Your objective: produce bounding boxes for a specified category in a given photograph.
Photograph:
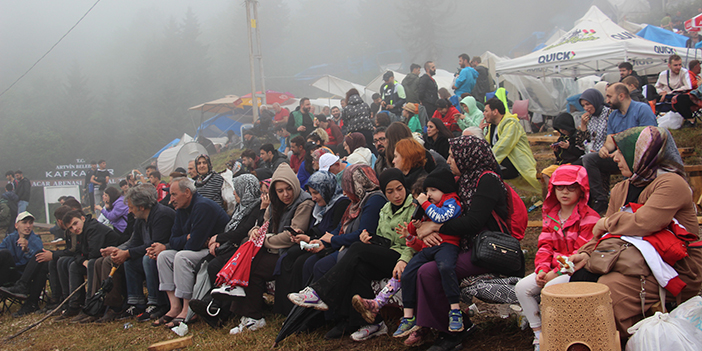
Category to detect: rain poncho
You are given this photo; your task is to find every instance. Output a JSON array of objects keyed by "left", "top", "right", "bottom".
[{"left": 458, "top": 96, "right": 484, "bottom": 130}]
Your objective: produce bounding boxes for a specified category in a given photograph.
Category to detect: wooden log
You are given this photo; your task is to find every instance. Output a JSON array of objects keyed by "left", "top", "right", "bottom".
[
  {"left": 678, "top": 147, "right": 694, "bottom": 157},
  {"left": 528, "top": 220, "right": 542, "bottom": 228},
  {"left": 528, "top": 136, "right": 559, "bottom": 144},
  {"left": 147, "top": 336, "right": 193, "bottom": 351}
]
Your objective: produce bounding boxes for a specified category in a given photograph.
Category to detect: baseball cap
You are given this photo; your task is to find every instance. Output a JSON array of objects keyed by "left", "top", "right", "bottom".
[
  {"left": 16, "top": 211, "right": 35, "bottom": 224},
  {"left": 383, "top": 71, "right": 394, "bottom": 80},
  {"left": 319, "top": 154, "right": 340, "bottom": 172}
]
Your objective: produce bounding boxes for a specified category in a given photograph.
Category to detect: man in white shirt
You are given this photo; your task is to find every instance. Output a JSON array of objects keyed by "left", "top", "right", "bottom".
[{"left": 655, "top": 54, "right": 692, "bottom": 97}]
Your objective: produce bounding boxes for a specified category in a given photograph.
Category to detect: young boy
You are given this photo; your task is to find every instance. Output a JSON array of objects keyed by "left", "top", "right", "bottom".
[
  {"left": 540, "top": 112, "right": 585, "bottom": 198},
  {"left": 352, "top": 167, "right": 464, "bottom": 339}
]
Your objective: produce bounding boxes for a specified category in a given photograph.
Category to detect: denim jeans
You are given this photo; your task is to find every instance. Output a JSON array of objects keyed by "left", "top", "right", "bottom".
[
  {"left": 17, "top": 200, "right": 28, "bottom": 213},
  {"left": 124, "top": 254, "right": 166, "bottom": 306}
]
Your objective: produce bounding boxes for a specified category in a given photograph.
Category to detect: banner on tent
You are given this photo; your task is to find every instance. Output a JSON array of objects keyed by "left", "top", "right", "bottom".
[{"left": 545, "top": 29, "right": 599, "bottom": 50}]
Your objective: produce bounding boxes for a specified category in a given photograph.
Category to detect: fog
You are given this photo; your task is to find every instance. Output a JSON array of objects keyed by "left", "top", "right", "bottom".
[{"left": 0, "top": 0, "right": 620, "bottom": 180}]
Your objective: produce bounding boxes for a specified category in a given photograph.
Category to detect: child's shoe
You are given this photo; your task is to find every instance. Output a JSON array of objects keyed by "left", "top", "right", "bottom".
[
  {"left": 448, "top": 309, "right": 464, "bottom": 332},
  {"left": 351, "top": 295, "right": 380, "bottom": 324},
  {"left": 393, "top": 316, "right": 418, "bottom": 338}
]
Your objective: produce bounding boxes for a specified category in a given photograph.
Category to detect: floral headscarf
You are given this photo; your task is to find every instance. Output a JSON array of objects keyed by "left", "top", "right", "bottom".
[
  {"left": 224, "top": 174, "right": 261, "bottom": 232},
  {"left": 612, "top": 126, "right": 685, "bottom": 187},
  {"left": 339, "top": 164, "right": 381, "bottom": 234},
  {"left": 448, "top": 135, "right": 504, "bottom": 211},
  {"left": 306, "top": 171, "right": 344, "bottom": 225}
]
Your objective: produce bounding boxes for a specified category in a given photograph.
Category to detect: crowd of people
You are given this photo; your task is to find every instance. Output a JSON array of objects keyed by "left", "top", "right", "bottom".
[{"left": 0, "top": 52, "right": 701, "bottom": 351}]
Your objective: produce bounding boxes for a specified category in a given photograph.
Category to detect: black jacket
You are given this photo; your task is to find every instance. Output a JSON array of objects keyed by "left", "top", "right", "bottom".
[
  {"left": 402, "top": 73, "right": 420, "bottom": 103},
  {"left": 620, "top": 70, "right": 648, "bottom": 91},
  {"left": 75, "top": 217, "right": 121, "bottom": 266},
  {"left": 15, "top": 177, "right": 30, "bottom": 202},
  {"left": 418, "top": 74, "right": 439, "bottom": 113},
  {"left": 119, "top": 203, "right": 176, "bottom": 259},
  {"left": 471, "top": 66, "right": 492, "bottom": 103}
]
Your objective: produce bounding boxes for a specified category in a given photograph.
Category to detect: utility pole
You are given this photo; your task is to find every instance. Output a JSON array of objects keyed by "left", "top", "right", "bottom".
[{"left": 245, "top": 0, "right": 266, "bottom": 122}]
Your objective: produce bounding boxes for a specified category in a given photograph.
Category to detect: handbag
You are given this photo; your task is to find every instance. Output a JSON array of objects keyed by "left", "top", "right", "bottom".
[
  {"left": 471, "top": 211, "right": 523, "bottom": 276},
  {"left": 586, "top": 236, "right": 650, "bottom": 277}
]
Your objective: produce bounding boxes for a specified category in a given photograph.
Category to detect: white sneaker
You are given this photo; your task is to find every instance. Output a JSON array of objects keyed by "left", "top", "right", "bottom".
[
  {"left": 287, "top": 287, "right": 328, "bottom": 310},
  {"left": 229, "top": 316, "right": 266, "bottom": 335},
  {"left": 211, "top": 285, "right": 246, "bottom": 300},
  {"left": 350, "top": 321, "right": 388, "bottom": 341}
]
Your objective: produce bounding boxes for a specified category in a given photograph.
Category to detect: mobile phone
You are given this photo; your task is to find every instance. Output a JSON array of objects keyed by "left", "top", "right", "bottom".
[
  {"left": 551, "top": 142, "right": 560, "bottom": 147},
  {"left": 411, "top": 200, "right": 425, "bottom": 221},
  {"left": 284, "top": 226, "right": 301, "bottom": 236}
]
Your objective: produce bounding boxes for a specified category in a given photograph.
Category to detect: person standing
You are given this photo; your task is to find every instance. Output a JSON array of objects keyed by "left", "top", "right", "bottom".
[
  {"left": 380, "top": 71, "right": 406, "bottom": 118},
  {"left": 14, "top": 171, "right": 30, "bottom": 213},
  {"left": 470, "top": 56, "right": 492, "bottom": 103},
  {"left": 452, "top": 54, "right": 478, "bottom": 99},
  {"left": 91, "top": 160, "right": 110, "bottom": 212},
  {"left": 84, "top": 162, "right": 97, "bottom": 211},
  {"left": 287, "top": 98, "right": 315, "bottom": 139},
  {"left": 418, "top": 61, "right": 440, "bottom": 120},
  {"left": 402, "top": 64, "right": 421, "bottom": 103}
]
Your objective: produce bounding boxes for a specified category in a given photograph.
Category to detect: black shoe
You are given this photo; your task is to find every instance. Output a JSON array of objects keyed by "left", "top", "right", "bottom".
[
  {"left": 324, "top": 320, "right": 350, "bottom": 340},
  {"left": 0, "top": 281, "right": 28, "bottom": 300},
  {"left": 116, "top": 305, "right": 144, "bottom": 320},
  {"left": 12, "top": 302, "right": 39, "bottom": 317},
  {"left": 54, "top": 307, "right": 80, "bottom": 321},
  {"left": 427, "top": 324, "right": 476, "bottom": 351},
  {"left": 135, "top": 305, "right": 157, "bottom": 322},
  {"left": 189, "top": 299, "right": 223, "bottom": 329}
]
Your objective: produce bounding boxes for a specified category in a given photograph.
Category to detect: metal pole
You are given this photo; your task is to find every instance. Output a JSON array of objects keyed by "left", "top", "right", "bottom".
[
  {"left": 245, "top": 0, "right": 259, "bottom": 123},
  {"left": 252, "top": 1, "right": 267, "bottom": 107}
]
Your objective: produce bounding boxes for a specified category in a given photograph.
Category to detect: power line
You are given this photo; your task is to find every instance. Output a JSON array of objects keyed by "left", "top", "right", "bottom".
[{"left": 0, "top": 0, "right": 102, "bottom": 99}]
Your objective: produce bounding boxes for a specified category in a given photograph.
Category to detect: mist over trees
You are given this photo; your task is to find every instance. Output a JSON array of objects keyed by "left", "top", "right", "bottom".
[{"left": 1, "top": 0, "right": 674, "bottom": 178}]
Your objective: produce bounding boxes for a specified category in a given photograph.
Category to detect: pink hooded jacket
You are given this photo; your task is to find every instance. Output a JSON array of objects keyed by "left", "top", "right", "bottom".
[{"left": 535, "top": 165, "right": 600, "bottom": 274}]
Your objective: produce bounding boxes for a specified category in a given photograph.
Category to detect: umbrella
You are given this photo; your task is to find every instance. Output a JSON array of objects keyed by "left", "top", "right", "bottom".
[
  {"left": 273, "top": 276, "right": 325, "bottom": 347},
  {"left": 188, "top": 95, "right": 241, "bottom": 114},
  {"left": 234, "top": 90, "right": 294, "bottom": 107},
  {"left": 83, "top": 266, "right": 118, "bottom": 316}
]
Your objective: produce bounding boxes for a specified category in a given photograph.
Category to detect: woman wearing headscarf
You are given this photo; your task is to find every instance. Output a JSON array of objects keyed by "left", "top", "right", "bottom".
[
  {"left": 193, "top": 154, "right": 225, "bottom": 209},
  {"left": 311, "top": 148, "right": 331, "bottom": 172},
  {"left": 457, "top": 96, "right": 484, "bottom": 130},
  {"left": 272, "top": 171, "right": 350, "bottom": 315},
  {"left": 393, "top": 138, "right": 428, "bottom": 193},
  {"left": 342, "top": 88, "right": 376, "bottom": 154},
  {"left": 411, "top": 135, "right": 520, "bottom": 350},
  {"left": 577, "top": 88, "right": 612, "bottom": 153},
  {"left": 423, "top": 118, "right": 453, "bottom": 159},
  {"left": 569, "top": 126, "right": 702, "bottom": 341},
  {"left": 289, "top": 168, "right": 415, "bottom": 341},
  {"left": 344, "top": 132, "right": 375, "bottom": 166}
]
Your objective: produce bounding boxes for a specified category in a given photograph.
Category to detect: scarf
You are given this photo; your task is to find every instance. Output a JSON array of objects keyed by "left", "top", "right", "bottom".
[
  {"left": 378, "top": 168, "right": 409, "bottom": 213},
  {"left": 612, "top": 126, "right": 685, "bottom": 187},
  {"left": 579, "top": 88, "right": 605, "bottom": 116},
  {"left": 225, "top": 174, "right": 261, "bottom": 232},
  {"left": 345, "top": 132, "right": 367, "bottom": 153},
  {"left": 339, "top": 164, "right": 381, "bottom": 234},
  {"left": 306, "top": 171, "right": 343, "bottom": 225},
  {"left": 194, "top": 154, "right": 215, "bottom": 187},
  {"left": 448, "top": 135, "right": 504, "bottom": 211}
]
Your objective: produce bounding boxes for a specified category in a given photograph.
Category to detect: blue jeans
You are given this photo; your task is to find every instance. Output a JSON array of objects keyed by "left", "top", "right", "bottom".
[
  {"left": 401, "top": 243, "right": 461, "bottom": 309},
  {"left": 124, "top": 254, "right": 165, "bottom": 306},
  {"left": 17, "top": 200, "right": 28, "bottom": 213}
]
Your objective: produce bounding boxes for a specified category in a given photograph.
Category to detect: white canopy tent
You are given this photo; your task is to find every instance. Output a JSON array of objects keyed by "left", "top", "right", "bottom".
[
  {"left": 157, "top": 133, "right": 207, "bottom": 176},
  {"left": 496, "top": 6, "right": 702, "bottom": 79}
]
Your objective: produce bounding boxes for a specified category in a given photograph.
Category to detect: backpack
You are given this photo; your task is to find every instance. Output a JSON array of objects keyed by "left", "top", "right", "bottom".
[{"left": 479, "top": 171, "right": 527, "bottom": 241}]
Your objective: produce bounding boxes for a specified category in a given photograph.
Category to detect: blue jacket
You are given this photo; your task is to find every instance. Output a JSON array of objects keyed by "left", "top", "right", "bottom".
[
  {"left": 0, "top": 230, "right": 43, "bottom": 267},
  {"left": 454, "top": 67, "right": 479, "bottom": 97},
  {"left": 169, "top": 192, "right": 230, "bottom": 251}
]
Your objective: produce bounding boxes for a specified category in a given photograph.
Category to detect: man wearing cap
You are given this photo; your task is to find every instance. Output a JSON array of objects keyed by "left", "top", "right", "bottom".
[
  {"left": 0, "top": 211, "right": 48, "bottom": 316},
  {"left": 380, "top": 71, "right": 406, "bottom": 117}
]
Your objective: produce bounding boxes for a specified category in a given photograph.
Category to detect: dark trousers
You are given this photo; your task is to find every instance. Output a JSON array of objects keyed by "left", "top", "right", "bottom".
[
  {"left": 18, "top": 256, "right": 48, "bottom": 304},
  {"left": 500, "top": 157, "right": 519, "bottom": 180},
  {"left": 229, "top": 249, "right": 278, "bottom": 320},
  {"left": 303, "top": 250, "right": 338, "bottom": 284},
  {"left": 273, "top": 245, "right": 314, "bottom": 315},
  {"left": 49, "top": 258, "right": 62, "bottom": 301},
  {"left": 67, "top": 258, "right": 95, "bottom": 309},
  {"left": 582, "top": 152, "right": 620, "bottom": 207},
  {"left": 311, "top": 242, "right": 399, "bottom": 326},
  {"left": 0, "top": 249, "right": 20, "bottom": 286},
  {"left": 401, "top": 243, "right": 460, "bottom": 309},
  {"left": 56, "top": 256, "right": 76, "bottom": 301},
  {"left": 92, "top": 256, "right": 125, "bottom": 309}
]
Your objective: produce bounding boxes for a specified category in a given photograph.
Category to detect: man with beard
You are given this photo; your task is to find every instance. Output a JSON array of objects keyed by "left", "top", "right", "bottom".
[
  {"left": 418, "top": 61, "right": 439, "bottom": 118},
  {"left": 373, "top": 127, "right": 390, "bottom": 175},
  {"left": 380, "top": 71, "right": 406, "bottom": 117},
  {"left": 618, "top": 62, "right": 647, "bottom": 90},
  {"left": 402, "top": 63, "right": 421, "bottom": 103},
  {"left": 470, "top": 56, "right": 493, "bottom": 103},
  {"left": 286, "top": 98, "right": 314, "bottom": 139},
  {"left": 452, "top": 54, "right": 478, "bottom": 98},
  {"left": 580, "top": 83, "right": 656, "bottom": 213},
  {"left": 655, "top": 54, "right": 695, "bottom": 126},
  {"left": 288, "top": 136, "right": 306, "bottom": 173}
]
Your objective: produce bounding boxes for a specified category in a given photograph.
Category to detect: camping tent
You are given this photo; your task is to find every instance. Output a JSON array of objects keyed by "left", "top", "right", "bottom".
[
  {"left": 365, "top": 69, "right": 456, "bottom": 95},
  {"left": 636, "top": 25, "right": 689, "bottom": 48},
  {"left": 311, "top": 75, "right": 367, "bottom": 98},
  {"left": 195, "top": 113, "right": 249, "bottom": 139},
  {"left": 496, "top": 6, "right": 702, "bottom": 78},
  {"left": 157, "top": 137, "right": 207, "bottom": 176}
]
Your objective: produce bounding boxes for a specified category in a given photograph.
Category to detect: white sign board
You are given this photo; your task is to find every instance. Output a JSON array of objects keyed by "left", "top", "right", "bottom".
[{"left": 43, "top": 185, "right": 81, "bottom": 223}]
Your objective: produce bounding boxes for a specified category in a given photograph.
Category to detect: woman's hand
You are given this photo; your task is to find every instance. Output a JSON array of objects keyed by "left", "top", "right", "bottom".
[
  {"left": 422, "top": 233, "right": 443, "bottom": 247},
  {"left": 292, "top": 234, "right": 310, "bottom": 244},
  {"left": 95, "top": 204, "right": 103, "bottom": 212},
  {"left": 307, "top": 239, "right": 324, "bottom": 253},
  {"left": 260, "top": 193, "right": 270, "bottom": 209},
  {"left": 580, "top": 112, "right": 590, "bottom": 130},
  {"left": 569, "top": 252, "right": 590, "bottom": 272},
  {"left": 393, "top": 260, "right": 407, "bottom": 280},
  {"left": 593, "top": 218, "right": 607, "bottom": 239},
  {"left": 415, "top": 221, "right": 441, "bottom": 240},
  {"left": 249, "top": 227, "right": 262, "bottom": 241},
  {"left": 360, "top": 229, "right": 372, "bottom": 244},
  {"left": 558, "top": 140, "right": 569, "bottom": 149},
  {"left": 208, "top": 236, "right": 220, "bottom": 256},
  {"left": 320, "top": 232, "right": 334, "bottom": 244}
]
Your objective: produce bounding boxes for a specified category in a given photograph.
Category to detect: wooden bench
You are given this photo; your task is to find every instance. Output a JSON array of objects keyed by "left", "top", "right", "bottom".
[
  {"left": 684, "top": 165, "right": 702, "bottom": 212},
  {"left": 528, "top": 135, "right": 559, "bottom": 144}
]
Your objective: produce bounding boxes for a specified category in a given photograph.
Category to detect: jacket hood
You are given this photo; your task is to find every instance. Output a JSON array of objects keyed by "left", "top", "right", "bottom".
[
  {"left": 543, "top": 165, "right": 590, "bottom": 217},
  {"left": 347, "top": 94, "right": 364, "bottom": 105},
  {"left": 553, "top": 113, "right": 576, "bottom": 135},
  {"left": 270, "top": 162, "right": 302, "bottom": 206},
  {"left": 460, "top": 96, "right": 483, "bottom": 121}
]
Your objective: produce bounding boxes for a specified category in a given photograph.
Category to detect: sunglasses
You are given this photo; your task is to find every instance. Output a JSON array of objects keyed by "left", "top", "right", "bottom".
[{"left": 554, "top": 184, "right": 579, "bottom": 192}]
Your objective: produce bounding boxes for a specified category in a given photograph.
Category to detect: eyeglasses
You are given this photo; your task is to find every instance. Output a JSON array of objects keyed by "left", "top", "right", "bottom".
[
  {"left": 373, "top": 137, "right": 386, "bottom": 143},
  {"left": 554, "top": 184, "right": 579, "bottom": 192}
]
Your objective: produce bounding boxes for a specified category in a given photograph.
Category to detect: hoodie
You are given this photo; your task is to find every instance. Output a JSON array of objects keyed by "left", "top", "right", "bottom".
[
  {"left": 260, "top": 163, "right": 314, "bottom": 250},
  {"left": 534, "top": 165, "right": 599, "bottom": 274},
  {"left": 552, "top": 113, "right": 585, "bottom": 164},
  {"left": 458, "top": 96, "right": 484, "bottom": 130}
]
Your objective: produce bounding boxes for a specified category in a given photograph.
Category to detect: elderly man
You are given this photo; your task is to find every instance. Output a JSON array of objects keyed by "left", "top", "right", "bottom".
[
  {"left": 187, "top": 160, "right": 197, "bottom": 180},
  {"left": 150, "top": 177, "right": 229, "bottom": 328},
  {"left": 272, "top": 102, "right": 290, "bottom": 128},
  {"left": 581, "top": 83, "right": 657, "bottom": 213},
  {"left": 99, "top": 184, "right": 176, "bottom": 322},
  {"left": 0, "top": 212, "right": 47, "bottom": 316}
]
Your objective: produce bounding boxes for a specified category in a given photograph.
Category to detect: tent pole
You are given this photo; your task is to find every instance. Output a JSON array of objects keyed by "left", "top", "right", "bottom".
[
  {"left": 245, "top": 0, "right": 259, "bottom": 123},
  {"left": 252, "top": 1, "right": 267, "bottom": 108}
]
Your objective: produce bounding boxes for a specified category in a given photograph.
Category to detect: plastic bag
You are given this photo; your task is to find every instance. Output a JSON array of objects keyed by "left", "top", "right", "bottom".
[
  {"left": 625, "top": 312, "right": 702, "bottom": 351},
  {"left": 657, "top": 111, "right": 684, "bottom": 130},
  {"left": 670, "top": 296, "right": 702, "bottom": 332}
]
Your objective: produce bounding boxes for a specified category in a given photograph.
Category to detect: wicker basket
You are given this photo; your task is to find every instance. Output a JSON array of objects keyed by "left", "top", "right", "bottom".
[{"left": 541, "top": 282, "right": 620, "bottom": 351}]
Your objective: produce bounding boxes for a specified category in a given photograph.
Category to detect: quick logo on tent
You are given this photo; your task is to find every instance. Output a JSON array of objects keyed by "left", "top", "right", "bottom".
[
  {"left": 545, "top": 28, "right": 599, "bottom": 50},
  {"left": 538, "top": 51, "right": 576, "bottom": 63},
  {"left": 611, "top": 31, "right": 637, "bottom": 40},
  {"left": 654, "top": 46, "right": 677, "bottom": 54}
]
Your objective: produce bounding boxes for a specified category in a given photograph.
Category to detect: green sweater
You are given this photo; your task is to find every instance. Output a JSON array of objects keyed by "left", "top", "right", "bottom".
[{"left": 376, "top": 194, "right": 416, "bottom": 263}]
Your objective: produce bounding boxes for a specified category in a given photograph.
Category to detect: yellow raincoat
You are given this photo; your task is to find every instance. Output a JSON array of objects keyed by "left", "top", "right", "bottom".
[{"left": 486, "top": 114, "right": 540, "bottom": 193}]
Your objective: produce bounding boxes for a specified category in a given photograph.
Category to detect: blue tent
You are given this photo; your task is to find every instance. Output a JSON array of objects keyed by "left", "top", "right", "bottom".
[
  {"left": 151, "top": 138, "right": 180, "bottom": 159},
  {"left": 195, "top": 113, "right": 248, "bottom": 139},
  {"left": 636, "top": 25, "right": 688, "bottom": 48}
]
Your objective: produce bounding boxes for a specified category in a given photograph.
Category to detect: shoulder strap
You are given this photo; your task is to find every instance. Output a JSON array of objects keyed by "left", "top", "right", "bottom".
[{"left": 479, "top": 170, "right": 511, "bottom": 234}]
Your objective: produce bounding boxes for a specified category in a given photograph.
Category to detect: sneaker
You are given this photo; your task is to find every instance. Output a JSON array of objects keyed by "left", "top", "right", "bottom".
[
  {"left": 351, "top": 295, "right": 379, "bottom": 324},
  {"left": 0, "top": 281, "right": 28, "bottom": 300},
  {"left": 211, "top": 285, "right": 246, "bottom": 300},
  {"left": 54, "top": 308, "right": 80, "bottom": 321},
  {"left": 117, "top": 305, "right": 144, "bottom": 320},
  {"left": 96, "top": 309, "right": 119, "bottom": 323},
  {"left": 351, "top": 321, "right": 388, "bottom": 341},
  {"left": 287, "top": 287, "right": 328, "bottom": 311},
  {"left": 324, "top": 320, "right": 350, "bottom": 340},
  {"left": 146, "top": 305, "right": 169, "bottom": 322},
  {"left": 393, "top": 316, "right": 418, "bottom": 338},
  {"left": 12, "top": 303, "right": 39, "bottom": 317},
  {"left": 136, "top": 305, "right": 158, "bottom": 322},
  {"left": 404, "top": 327, "right": 429, "bottom": 347},
  {"left": 229, "top": 316, "right": 266, "bottom": 335},
  {"left": 533, "top": 335, "right": 540, "bottom": 351},
  {"left": 448, "top": 309, "right": 464, "bottom": 332},
  {"left": 427, "top": 324, "right": 476, "bottom": 351}
]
